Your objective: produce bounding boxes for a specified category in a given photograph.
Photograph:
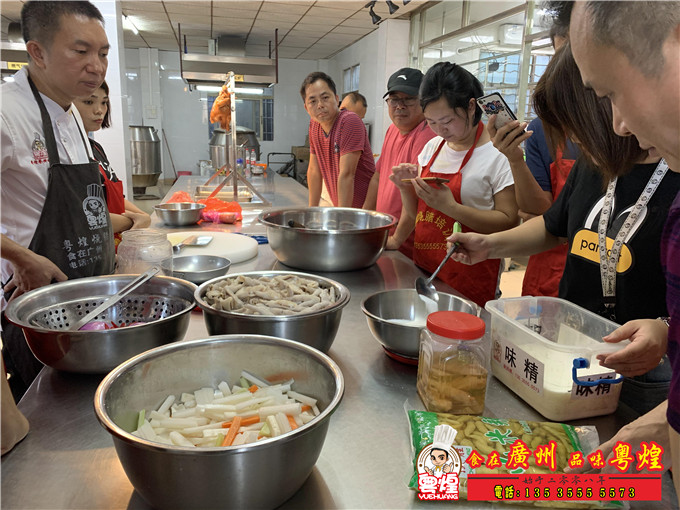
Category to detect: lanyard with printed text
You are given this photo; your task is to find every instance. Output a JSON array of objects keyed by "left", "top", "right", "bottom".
[{"left": 598, "top": 159, "right": 668, "bottom": 320}]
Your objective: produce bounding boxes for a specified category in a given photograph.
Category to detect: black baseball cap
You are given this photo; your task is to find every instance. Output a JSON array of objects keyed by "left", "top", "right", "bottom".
[{"left": 383, "top": 67, "right": 424, "bottom": 98}]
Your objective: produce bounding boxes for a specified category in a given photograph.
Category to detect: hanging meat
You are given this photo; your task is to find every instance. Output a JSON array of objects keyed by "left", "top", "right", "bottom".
[{"left": 210, "top": 84, "right": 232, "bottom": 130}]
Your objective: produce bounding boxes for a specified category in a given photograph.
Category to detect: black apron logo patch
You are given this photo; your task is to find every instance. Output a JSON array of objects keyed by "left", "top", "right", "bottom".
[{"left": 83, "top": 183, "right": 108, "bottom": 230}]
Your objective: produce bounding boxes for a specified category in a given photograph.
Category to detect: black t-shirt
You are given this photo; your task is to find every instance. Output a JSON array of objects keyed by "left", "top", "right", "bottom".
[
  {"left": 89, "top": 138, "right": 120, "bottom": 202},
  {"left": 543, "top": 160, "right": 680, "bottom": 324}
]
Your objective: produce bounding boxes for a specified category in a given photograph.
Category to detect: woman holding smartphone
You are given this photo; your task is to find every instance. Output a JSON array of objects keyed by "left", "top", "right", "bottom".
[
  {"left": 386, "top": 62, "right": 518, "bottom": 307},
  {"left": 447, "top": 44, "right": 679, "bottom": 414},
  {"left": 75, "top": 81, "right": 150, "bottom": 249}
]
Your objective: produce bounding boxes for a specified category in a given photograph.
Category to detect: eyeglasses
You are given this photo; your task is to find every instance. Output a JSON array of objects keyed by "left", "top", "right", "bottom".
[{"left": 385, "top": 97, "right": 418, "bottom": 108}]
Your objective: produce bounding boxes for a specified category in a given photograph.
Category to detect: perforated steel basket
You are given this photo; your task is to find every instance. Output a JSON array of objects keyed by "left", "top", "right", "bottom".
[{"left": 5, "top": 275, "right": 197, "bottom": 373}]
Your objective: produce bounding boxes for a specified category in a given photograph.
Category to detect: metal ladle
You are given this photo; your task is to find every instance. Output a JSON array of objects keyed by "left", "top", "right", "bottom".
[
  {"left": 415, "top": 222, "right": 462, "bottom": 302},
  {"left": 70, "top": 266, "right": 160, "bottom": 331}
]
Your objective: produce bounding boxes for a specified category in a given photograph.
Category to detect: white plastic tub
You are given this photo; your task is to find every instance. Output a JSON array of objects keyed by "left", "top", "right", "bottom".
[{"left": 485, "top": 297, "right": 629, "bottom": 422}]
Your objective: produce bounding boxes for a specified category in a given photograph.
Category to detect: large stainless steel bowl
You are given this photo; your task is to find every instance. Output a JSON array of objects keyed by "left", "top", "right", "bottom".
[
  {"left": 361, "top": 289, "right": 479, "bottom": 359},
  {"left": 94, "top": 334, "right": 344, "bottom": 510},
  {"left": 172, "top": 255, "right": 231, "bottom": 284},
  {"left": 154, "top": 202, "right": 205, "bottom": 226},
  {"left": 4, "top": 275, "right": 196, "bottom": 373},
  {"left": 195, "top": 271, "right": 350, "bottom": 353},
  {"left": 258, "top": 207, "right": 396, "bottom": 272}
]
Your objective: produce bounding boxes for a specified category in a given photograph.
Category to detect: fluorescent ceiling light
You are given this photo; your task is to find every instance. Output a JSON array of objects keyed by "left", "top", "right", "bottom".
[
  {"left": 122, "top": 15, "right": 139, "bottom": 35},
  {"left": 459, "top": 35, "right": 494, "bottom": 43},
  {"left": 3, "top": 76, "right": 15, "bottom": 82},
  {"left": 196, "top": 85, "right": 222, "bottom": 93},
  {"left": 234, "top": 87, "right": 264, "bottom": 95}
]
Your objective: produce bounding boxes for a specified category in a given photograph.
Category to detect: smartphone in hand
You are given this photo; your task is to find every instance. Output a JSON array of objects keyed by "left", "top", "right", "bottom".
[
  {"left": 476, "top": 92, "right": 518, "bottom": 129},
  {"left": 401, "top": 177, "right": 450, "bottom": 184}
]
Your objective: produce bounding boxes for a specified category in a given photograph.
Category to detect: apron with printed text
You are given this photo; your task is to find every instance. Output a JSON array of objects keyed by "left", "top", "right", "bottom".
[
  {"left": 413, "top": 123, "right": 501, "bottom": 308},
  {"left": 521, "top": 148, "right": 575, "bottom": 296},
  {"left": 1, "top": 76, "right": 115, "bottom": 398}
]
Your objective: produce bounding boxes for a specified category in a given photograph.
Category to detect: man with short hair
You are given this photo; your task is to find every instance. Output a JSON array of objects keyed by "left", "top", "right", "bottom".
[
  {"left": 300, "top": 72, "right": 375, "bottom": 208},
  {"left": 545, "top": 0, "right": 680, "bottom": 492},
  {"left": 339, "top": 91, "right": 367, "bottom": 120},
  {"left": 1, "top": 0, "right": 113, "bottom": 397},
  {"left": 366, "top": 67, "right": 435, "bottom": 258}
]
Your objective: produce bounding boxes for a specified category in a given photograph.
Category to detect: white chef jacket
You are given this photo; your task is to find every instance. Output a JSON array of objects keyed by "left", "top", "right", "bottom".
[{"left": 1, "top": 67, "right": 93, "bottom": 304}]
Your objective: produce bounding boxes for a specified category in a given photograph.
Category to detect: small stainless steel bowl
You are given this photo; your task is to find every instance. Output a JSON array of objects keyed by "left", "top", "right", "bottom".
[
  {"left": 258, "top": 207, "right": 396, "bottom": 272},
  {"left": 94, "top": 334, "right": 344, "bottom": 510},
  {"left": 195, "top": 271, "right": 350, "bottom": 353},
  {"left": 361, "top": 289, "right": 479, "bottom": 359},
  {"left": 154, "top": 202, "right": 205, "bottom": 226},
  {"left": 4, "top": 275, "right": 197, "bottom": 373},
  {"left": 172, "top": 255, "right": 231, "bottom": 284}
]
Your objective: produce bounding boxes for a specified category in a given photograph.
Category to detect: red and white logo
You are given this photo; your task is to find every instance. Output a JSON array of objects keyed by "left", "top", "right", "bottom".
[{"left": 30, "top": 132, "right": 49, "bottom": 165}]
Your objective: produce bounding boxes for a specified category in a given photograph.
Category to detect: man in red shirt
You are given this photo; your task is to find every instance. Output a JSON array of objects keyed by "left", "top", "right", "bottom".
[
  {"left": 364, "top": 67, "right": 436, "bottom": 258},
  {"left": 300, "top": 72, "right": 375, "bottom": 208}
]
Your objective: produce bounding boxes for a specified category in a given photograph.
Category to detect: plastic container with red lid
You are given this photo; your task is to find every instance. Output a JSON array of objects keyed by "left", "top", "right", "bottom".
[{"left": 417, "top": 311, "right": 488, "bottom": 414}]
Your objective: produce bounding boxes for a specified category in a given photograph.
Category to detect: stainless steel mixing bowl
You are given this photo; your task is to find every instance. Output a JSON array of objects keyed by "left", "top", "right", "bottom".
[
  {"left": 4, "top": 275, "right": 196, "bottom": 373},
  {"left": 195, "top": 271, "right": 350, "bottom": 353},
  {"left": 258, "top": 207, "right": 396, "bottom": 272},
  {"left": 94, "top": 334, "right": 344, "bottom": 510},
  {"left": 154, "top": 202, "right": 205, "bottom": 226},
  {"left": 361, "top": 289, "right": 479, "bottom": 359},
  {"left": 172, "top": 254, "right": 231, "bottom": 284}
]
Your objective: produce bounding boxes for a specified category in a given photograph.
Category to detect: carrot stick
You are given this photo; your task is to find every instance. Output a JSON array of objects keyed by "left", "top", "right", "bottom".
[
  {"left": 287, "top": 415, "right": 298, "bottom": 430},
  {"left": 222, "top": 415, "right": 260, "bottom": 428},
  {"left": 301, "top": 405, "right": 312, "bottom": 413},
  {"left": 221, "top": 416, "right": 242, "bottom": 446},
  {"left": 248, "top": 384, "right": 259, "bottom": 393}
]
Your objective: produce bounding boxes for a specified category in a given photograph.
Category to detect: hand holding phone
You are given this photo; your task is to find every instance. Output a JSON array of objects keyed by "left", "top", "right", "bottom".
[
  {"left": 401, "top": 177, "right": 450, "bottom": 184},
  {"left": 476, "top": 92, "right": 518, "bottom": 129}
]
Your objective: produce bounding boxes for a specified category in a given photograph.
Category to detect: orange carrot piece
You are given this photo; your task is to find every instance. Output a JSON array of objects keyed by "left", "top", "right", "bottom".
[
  {"left": 287, "top": 415, "right": 298, "bottom": 430},
  {"left": 248, "top": 384, "right": 259, "bottom": 393},
  {"left": 301, "top": 405, "right": 312, "bottom": 413},
  {"left": 222, "top": 415, "right": 260, "bottom": 428},
  {"left": 221, "top": 416, "right": 242, "bottom": 446}
]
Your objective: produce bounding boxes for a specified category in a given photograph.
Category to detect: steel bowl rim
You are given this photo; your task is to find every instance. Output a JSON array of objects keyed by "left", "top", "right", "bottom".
[
  {"left": 360, "top": 288, "right": 480, "bottom": 327},
  {"left": 172, "top": 254, "right": 232, "bottom": 273},
  {"left": 154, "top": 202, "right": 206, "bottom": 212},
  {"left": 94, "top": 334, "right": 345, "bottom": 454},
  {"left": 4, "top": 274, "right": 197, "bottom": 333},
  {"left": 258, "top": 206, "right": 397, "bottom": 234},
  {"left": 194, "top": 270, "right": 351, "bottom": 320}
]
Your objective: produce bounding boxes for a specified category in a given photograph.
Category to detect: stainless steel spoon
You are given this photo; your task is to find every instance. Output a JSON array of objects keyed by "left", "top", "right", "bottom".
[
  {"left": 415, "top": 221, "right": 462, "bottom": 302},
  {"left": 71, "top": 266, "right": 160, "bottom": 331}
]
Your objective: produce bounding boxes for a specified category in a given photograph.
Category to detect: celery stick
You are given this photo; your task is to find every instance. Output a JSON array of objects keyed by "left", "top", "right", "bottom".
[
  {"left": 215, "top": 433, "right": 225, "bottom": 447},
  {"left": 259, "top": 422, "right": 271, "bottom": 437},
  {"left": 239, "top": 376, "right": 249, "bottom": 389},
  {"left": 137, "top": 409, "right": 146, "bottom": 430}
]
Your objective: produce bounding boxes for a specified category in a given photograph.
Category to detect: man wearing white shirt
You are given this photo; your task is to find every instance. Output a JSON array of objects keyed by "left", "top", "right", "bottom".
[{"left": 1, "top": 1, "right": 112, "bottom": 397}]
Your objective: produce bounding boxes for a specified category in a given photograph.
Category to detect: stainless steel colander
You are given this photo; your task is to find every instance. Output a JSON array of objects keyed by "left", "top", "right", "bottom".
[{"left": 5, "top": 274, "right": 197, "bottom": 373}]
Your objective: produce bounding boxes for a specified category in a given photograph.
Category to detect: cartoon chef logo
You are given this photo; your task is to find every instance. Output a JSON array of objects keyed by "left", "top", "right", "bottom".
[
  {"left": 83, "top": 183, "right": 108, "bottom": 230},
  {"left": 416, "top": 424, "right": 462, "bottom": 500},
  {"left": 31, "top": 132, "right": 49, "bottom": 165}
]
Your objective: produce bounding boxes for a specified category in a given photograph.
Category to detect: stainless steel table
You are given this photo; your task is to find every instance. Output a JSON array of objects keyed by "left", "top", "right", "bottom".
[{"left": 2, "top": 171, "right": 677, "bottom": 509}]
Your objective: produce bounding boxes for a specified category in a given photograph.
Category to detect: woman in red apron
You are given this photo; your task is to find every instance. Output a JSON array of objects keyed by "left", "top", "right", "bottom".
[
  {"left": 388, "top": 63, "right": 518, "bottom": 307},
  {"left": 75, "top": 81, "right": 150, "bottom": 249}
]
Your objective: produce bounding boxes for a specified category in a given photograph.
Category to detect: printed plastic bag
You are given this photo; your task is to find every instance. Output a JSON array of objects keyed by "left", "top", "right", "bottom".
[{"left": 408, "top": 410, "right": 625, "bottom": 508}]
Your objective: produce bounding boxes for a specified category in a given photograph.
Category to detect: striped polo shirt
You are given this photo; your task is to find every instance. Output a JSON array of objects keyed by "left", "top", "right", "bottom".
[{"left": 309, "top": 109, "right": 375, "bottom": 207}]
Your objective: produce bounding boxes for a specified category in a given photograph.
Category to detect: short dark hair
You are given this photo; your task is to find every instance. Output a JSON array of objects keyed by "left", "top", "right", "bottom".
[
  {"left": 300, "top": 72, "right": 337, "bottom": 102},
  {"left": 344, "top": 91, "right": 367, "bottom": 108},
  {"left": 532, "top": 43, "right": 646, "bottom": 182},
  {"left": 583, "top": 1, "right": 679, "bottom": 76},
  {"left": 419, "top": 62, "right": 484, "bottom": 126},
  {"left": 21, "top": 1, "right": 104, "bottom": 47},
  {"left": 99, "top": 80, "right": 111, "bottom": 129}
]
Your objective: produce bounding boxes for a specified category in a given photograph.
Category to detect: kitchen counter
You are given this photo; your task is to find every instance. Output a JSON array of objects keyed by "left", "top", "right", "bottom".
[{"left": 2, "top": 171, "right": 677, "bottom": 509}]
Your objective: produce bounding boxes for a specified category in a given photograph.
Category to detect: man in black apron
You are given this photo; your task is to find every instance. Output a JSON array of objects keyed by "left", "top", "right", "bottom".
[{"left": 1, "top": 1, "right": 114, "bottom": 399}]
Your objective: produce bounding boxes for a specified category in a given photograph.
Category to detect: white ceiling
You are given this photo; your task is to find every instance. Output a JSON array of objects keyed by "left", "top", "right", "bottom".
[{"left": 0, "top": 0, "right": 427, "bottom": 60}]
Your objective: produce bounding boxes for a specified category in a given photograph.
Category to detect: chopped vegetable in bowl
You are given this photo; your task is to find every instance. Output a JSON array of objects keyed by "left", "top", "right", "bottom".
[{"left": 132, "top": 371, "right": 321, "bottom": 447}]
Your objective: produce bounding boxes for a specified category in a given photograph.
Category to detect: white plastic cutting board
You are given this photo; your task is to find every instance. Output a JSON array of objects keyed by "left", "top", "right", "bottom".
[{"left": 167, "top": 231, "right": 258, "bottom": 264}]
